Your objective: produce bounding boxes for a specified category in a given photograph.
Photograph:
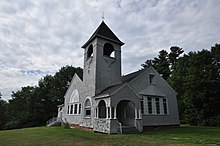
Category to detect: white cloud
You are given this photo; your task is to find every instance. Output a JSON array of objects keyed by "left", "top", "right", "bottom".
[{"left": 0, "top": 0, "right": 220, "bottom": 100}]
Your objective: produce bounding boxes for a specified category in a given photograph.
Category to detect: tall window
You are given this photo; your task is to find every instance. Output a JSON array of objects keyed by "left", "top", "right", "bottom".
[
  {"left": 67, "top": 105, "right": 70, "bottom": 114},
  {"left": 147, "top": 97, "right": 152, "bottom": 114},
  {"left": 155, "top": 98, "right": 160, "bottom": 114},
  {"left": 74, "top": 104, "right": 78, "bottom": 114},
  {"left": 140, "top": 99, "right": 144, "bottom": 114},
  {"left": 78, "top": 103, "right": 81, "bottom": 114},
  {"left": 84, "top": 97, "right": 91, "bottom": 118},
  {"left": 70, "top": 105, "right": 73, "bottom": 114},
  {"left": 111, "top": 107, "right": 114, "bottom": 119},
  {"left": 163, "top": 98, "right": 168, "bottom": 114},
  {"left": 67, "top": 89, "right": 81, "bottom": 115}
]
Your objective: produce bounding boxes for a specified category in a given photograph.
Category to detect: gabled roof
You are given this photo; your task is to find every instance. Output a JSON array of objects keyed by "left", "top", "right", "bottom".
[
  {"left": 63, "top": 73, "right": 83, "bottom": 99},
  {"left": 96, "top": 69, "right": 144, "bottom": 97},
  {"left": 95, "top": 66, "right": 176, "bottom": 99},
  {"left": 95, "top": 69, "right": 145, "bottom": 97},
  {"left": 95, "top": 83, "right": 142, "bottom": 100},
  {"left": 97, "top": 83, "right": 126, "bottom": 96},
  {"left": 82, "top": 21, "right": 124, "bottom": 48}
]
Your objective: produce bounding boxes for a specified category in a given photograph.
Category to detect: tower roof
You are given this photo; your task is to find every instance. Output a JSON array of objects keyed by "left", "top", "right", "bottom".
[{"left": 82, "top": 21, "right": 124, "bottom": 48}]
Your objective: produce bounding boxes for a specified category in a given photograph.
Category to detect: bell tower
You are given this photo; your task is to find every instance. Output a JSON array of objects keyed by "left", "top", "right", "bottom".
[{"left": 82, "top": 21, "right": 124, "bottom": 96}]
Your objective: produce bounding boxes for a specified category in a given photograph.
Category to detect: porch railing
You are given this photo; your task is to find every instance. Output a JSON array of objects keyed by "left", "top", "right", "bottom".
[
  {"left": 46, "top": 117, "right": 58, "bottom": 126},
  {"left": 117, "top": 121, "right": 122, "bottom": 134}
]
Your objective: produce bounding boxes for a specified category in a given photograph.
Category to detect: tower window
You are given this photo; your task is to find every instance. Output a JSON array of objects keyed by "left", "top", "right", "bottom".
[
  {"left": 103, "top": 43, "right": 115, "bottom": 58},
  {"left": 87, "top": 44, "right": 93, "bottom": 58}
]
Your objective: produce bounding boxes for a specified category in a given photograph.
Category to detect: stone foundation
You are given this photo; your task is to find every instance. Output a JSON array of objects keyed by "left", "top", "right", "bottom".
[
  {"left": 79, "top": 118, "right": 93, "bottom": 128},
  {"left": 93, "top": 118, "right": 110, "bottom": 133}
]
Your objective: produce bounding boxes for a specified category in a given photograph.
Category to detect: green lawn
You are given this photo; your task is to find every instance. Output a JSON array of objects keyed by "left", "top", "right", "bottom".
[{"left": 0, "top": 125, "right": 219, "bottom": 146}]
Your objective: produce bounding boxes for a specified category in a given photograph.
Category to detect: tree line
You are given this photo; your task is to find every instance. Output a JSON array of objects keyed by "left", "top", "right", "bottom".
[
  {"left": 0, "top": 44, "right": 219, "bottom": 130},
  {"left": 142, "top": 44, "right": 220, "bottom": 126},
  {"left": 0, "top": 66, "right": 83, "bottom": 130}
]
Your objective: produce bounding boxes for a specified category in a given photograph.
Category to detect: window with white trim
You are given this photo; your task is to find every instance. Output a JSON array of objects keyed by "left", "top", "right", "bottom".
[
  {"left": 78, "top": 103, "right": 81, "bottom": 114},
  {"left": 155, "top": 98, "right": 160, "bottom": 114},
  {"left": 67, "top": 105, "right": 70, "bottom": 114},
  {"left": 142, "top": 97, "right": 168, "bottom": 115},
  {"left": 67, "top": 89, "right": 82, "bottom": 115},
  {"left": 140, "top": 99, "right": 144, "bottom": 114},
  {"left": 84, "top": 97, "right": 91, "bottom": 118},
  {"left": 74, "top": 104, "right": 78, "bottom": 114},
  {"left": 163, "top": 98, "right": 168, "bottom": 114},
  {"left": 70, "top": 105, "right": 73, "bottom": 114},
  {"left": 147, "top": 97, "right": 153, "bottom": 114}
]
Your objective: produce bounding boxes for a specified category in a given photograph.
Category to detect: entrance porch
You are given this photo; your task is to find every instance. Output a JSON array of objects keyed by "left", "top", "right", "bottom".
[{"left": 93, "top": 99, "right": 142, "bottom": 134}]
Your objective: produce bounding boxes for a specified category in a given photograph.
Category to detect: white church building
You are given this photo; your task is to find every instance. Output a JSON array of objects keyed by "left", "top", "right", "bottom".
[{"left": 57, "top": 21, "right": 180, "bottom": 134}]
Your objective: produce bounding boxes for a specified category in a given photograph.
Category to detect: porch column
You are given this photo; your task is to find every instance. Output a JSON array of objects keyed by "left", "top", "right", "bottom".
[
  {"left": 106, "top": 107, "right": 109, "bottom": 119},
  {"left": 135, "top": 108, "right": 137, "bottom": 119},
  {"left": 139, "top": 108, "right": 142, "bottom": 119},
  {"left": 110, "top": 107, "right": 112, "bottom": 119},
  {"left": 97, "top": 107, "right": 99, "bottom": 118},
  {"left": 114, "top": 107, "right": 117, "bottom": 119}
]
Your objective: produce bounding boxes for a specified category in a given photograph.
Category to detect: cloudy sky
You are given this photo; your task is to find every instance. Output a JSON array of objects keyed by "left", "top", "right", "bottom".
[{"left": 0, "top": 0, "right": 220, "bottom": 100}]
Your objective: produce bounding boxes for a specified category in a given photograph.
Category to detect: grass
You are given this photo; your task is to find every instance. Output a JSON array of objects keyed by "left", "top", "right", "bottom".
[{"left": 0, "top": 125, "right": 219, "bottom": 146}]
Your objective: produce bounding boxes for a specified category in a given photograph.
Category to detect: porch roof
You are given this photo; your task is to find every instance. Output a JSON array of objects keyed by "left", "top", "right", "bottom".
[{"left": 94, "top": 83, "right": 126, "bottom": 99}]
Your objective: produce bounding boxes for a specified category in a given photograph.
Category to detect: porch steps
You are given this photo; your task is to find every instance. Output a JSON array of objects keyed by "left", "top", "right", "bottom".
[
  {"left": 46, "top": 117, "right": 61, "bottom": 126},
  {"left": 122, "top": 126, "right": 140, "bottom": 134},
  {"left": 47, "top": 121, "right": 61, "bottom": 126}
]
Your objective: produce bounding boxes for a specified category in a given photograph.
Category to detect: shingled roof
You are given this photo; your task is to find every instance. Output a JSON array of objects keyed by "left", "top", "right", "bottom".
[
  {"left": 96, "top": 69, "right": 145, "bottom": 97},
  {"left": 82, "top": 21, "right": 124, "bottom": 48},
  {"left": 139, "top": 84, "right": 166, "bottom": 97},
  {"left": 121, "top": 69, "right": 145, "bottom": 83}
]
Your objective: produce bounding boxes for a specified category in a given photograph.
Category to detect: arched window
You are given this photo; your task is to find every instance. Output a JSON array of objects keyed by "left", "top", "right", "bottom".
[
  {"left": 84, "top": 97, "right": 91, "bottom": 117},
  {"left": 98, "top": 100, "right": 106, "bottom": 118},
  {"left": 70, "top": 89, "right": 79, "bottom": 103},
  {"left": 87, "top": 44, "right": 93, "bottom": 58},
  {"left": 67, "top": 89, "right": 81, "bottom": 115},
  {"left": 103, "top": 43, "right": 115, "bottom": 58}
]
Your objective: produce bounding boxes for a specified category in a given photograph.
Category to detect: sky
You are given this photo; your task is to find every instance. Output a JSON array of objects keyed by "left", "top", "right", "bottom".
[{"left": 0, "top": 0, "right": 220, "bottom": 100}]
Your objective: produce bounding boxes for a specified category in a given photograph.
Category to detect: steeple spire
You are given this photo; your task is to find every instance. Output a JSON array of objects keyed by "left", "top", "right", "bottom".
[
  {"left": 102, "top": 12, "right": 105, "bottom": 22},
  {"left": 82, "top": 21, "right": 124, "bottom": 48}
]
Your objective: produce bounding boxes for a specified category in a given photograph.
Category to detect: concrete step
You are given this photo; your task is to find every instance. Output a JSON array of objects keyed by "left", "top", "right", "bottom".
[{"left": 122, "top": 126, "right": 140, "bottom": 134}]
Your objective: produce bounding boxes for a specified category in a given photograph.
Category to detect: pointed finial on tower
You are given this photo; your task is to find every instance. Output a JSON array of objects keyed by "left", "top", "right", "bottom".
[{"left": 102, "top": 12, "right": 105, "bottom": 21}]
